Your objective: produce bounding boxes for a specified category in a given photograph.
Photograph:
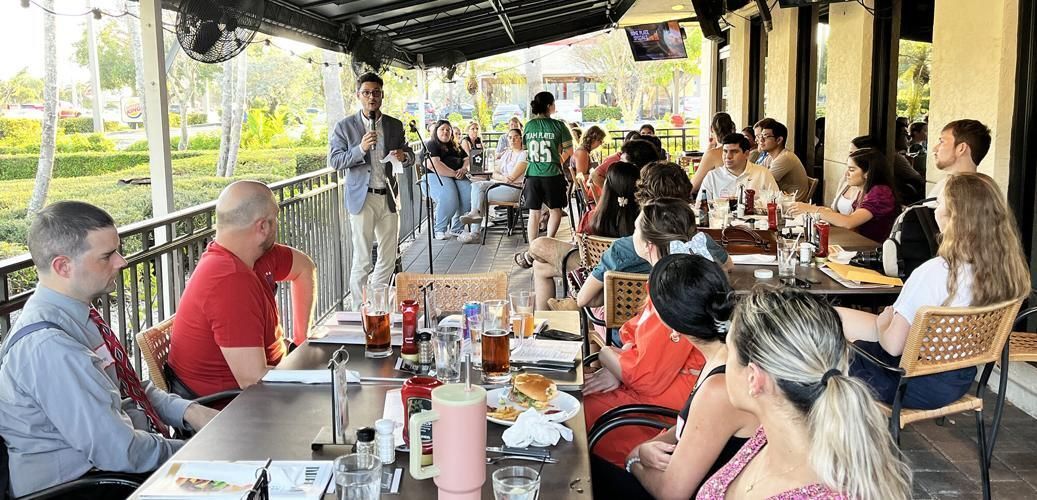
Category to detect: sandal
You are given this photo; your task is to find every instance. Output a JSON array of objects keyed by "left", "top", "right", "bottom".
[{"left": 513, "top": 251, "right": 534, "bottom": 268}]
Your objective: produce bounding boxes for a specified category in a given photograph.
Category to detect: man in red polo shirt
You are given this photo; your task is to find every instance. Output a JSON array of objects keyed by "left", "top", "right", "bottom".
[{"left": 168, "top": 180, "right": 317, "bottom": 397}]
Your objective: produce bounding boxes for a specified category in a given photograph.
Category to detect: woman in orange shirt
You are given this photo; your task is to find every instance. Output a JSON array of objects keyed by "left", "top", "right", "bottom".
[{"left": 583, "top": 199, "right": 721, "bottom": 466}]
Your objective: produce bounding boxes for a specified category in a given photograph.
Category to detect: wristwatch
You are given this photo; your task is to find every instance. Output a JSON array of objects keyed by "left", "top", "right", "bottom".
[{"left": 625, "top": 456, "right": 641, "bottom": 473}]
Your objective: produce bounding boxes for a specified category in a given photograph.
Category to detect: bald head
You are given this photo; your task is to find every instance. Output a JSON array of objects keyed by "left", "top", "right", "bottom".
[{"left": 216, "top": 180, "right": 277, "bottom": 230}]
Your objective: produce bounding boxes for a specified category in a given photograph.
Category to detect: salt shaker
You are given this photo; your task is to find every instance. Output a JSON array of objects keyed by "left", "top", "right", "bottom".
[{"left": 375, "top": 418, "right": 396, "bottom": 465}]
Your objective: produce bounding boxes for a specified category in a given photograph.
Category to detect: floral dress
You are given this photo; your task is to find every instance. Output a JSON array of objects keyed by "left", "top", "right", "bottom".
[{"left": 696, "top": 427, "right": 849, "bottom": 500}]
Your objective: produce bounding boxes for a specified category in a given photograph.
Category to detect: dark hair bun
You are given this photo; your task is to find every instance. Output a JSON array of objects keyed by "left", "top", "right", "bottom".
[{"left": 649, "top": 253, "right": 733, "bottom": 341}]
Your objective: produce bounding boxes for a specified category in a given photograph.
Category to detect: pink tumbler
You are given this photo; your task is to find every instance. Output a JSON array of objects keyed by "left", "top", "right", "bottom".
[{"left": 408, "top": 384, "right": 487, "bottom": 499}]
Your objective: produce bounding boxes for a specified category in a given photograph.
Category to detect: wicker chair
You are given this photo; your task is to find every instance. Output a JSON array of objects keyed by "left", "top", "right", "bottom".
[
  {"left": 799, "top": 177, "right": 819, "bottom": 203},
  {"left": 136, "top": 317, "right": 175, "bottom": 392},
  {"left": 603, "top": 272, "right": 648, "bottom": 329},
  {"left": 988, "top": 305, "right": 1037, "bottom": 463},
  {"left": 136, "top": 316, "right": 241, "bottom": 410},
  {"left": 394, "top": 272, "right": 509, "bottom": 314},
  {"left": 851, "top": 299, "right": 1022, "bottom": 500},
  {"left": 580, "top": 234, "right": 615, "bottom": 269}
]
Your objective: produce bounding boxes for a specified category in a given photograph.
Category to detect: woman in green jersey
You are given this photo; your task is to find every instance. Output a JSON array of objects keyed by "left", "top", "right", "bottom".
[{"left": 521, "top": 91, "right": 574, "bottom": 247}]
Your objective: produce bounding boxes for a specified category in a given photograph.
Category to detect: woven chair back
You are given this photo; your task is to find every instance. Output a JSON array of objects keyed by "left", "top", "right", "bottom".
[
  {"left": 395, "top": 272, "right": 509, "bottom": 313},
  {"left": 604, "top": 271, "right": 649, "bottom": 329},
  {"left": 135, "top": 317, "right": 175, "bottom": 392},
  {"left": 579, "top": 234, "right": 616, "bottom": 269},
  {"left": 901, "top": 299, "right": 1022, "bottom": 378}
]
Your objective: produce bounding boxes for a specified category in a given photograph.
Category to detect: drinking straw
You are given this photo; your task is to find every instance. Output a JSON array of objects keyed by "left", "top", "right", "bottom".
[{"left": 464, "top": 352, "right": 472, "bottom": 392}]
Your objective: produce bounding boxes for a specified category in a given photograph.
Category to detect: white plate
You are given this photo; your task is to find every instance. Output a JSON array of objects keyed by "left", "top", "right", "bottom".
[{"left": 485, "top": 387, "right": 581, "bottom": 427}]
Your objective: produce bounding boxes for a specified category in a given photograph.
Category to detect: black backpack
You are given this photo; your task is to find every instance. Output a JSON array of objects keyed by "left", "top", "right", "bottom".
[{"left": 881, "top": 198, "right": 941, "bottom": 279}]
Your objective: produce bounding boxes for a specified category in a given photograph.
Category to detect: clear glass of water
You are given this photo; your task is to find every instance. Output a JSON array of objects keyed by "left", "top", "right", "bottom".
[
  {"left": 468, "top": 313, "right": 483, "bottom": 368},
  {"left": 432, "top": 326, "right": 463, "bottom": 383},
  {"left": 492, "top": 466, "right": 541, "bottom": 500},
  {"left": 777, "top": 238, "right": 798, "bottom": 277},
  {"left": 335, "top": 453, "right": 381, "bottom": 500}
]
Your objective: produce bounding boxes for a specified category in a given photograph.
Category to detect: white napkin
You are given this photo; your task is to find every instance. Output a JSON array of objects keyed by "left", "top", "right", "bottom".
[
  {"left": 261, "top": 369, "right": 360, "bottom": 384},
  {"left": 380, "top": 155, "right": 405, "bottom": 174},
  {"left": 501, "top": 408, "right": 574, "bottom": 448},
  {"left": 731, "top": 254, "right": 778, "bottom": 265}
]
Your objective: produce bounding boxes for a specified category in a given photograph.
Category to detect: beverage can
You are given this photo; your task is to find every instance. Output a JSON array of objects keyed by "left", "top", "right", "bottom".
[{"left": 462, "top": 301, "right": 481, "bottom": 342}]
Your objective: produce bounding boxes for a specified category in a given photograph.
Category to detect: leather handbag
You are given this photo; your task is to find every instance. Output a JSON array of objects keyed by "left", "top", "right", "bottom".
[{"left": 700, "top": 227, "right": 778, "bottom": 255}]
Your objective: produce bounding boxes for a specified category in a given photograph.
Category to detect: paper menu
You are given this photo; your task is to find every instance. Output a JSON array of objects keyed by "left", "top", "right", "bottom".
[
  {"left": 308, "top": 324, "right": 403, "bottom": 346},
  {"left": 138, "top": 461, "right": 333, "bottom": 499},
  {"left": 509, "top": 339, "right": 582, "bottom": 364},
  {"left": 825, "top": 262, "right": 904, "bottom": 286}
]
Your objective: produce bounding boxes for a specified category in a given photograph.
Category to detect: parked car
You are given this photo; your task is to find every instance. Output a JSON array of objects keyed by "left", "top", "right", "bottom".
[
  {"left": 553, "top": 100, "right": 583, "bottom": 125},
  {"left": 439, "top": 103, "right": 475, "bottom": 120},
  {"left": 492, "top": 103, "right": 523, "bottom": 125},
  {"left": 405, "top": 101, "right": 437, "bottom": 123},
  {"left": 2, "top": 102, "right": 80, "bottom": 119}
]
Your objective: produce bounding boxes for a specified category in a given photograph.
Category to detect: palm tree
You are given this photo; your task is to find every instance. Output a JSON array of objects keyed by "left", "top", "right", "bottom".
[
  {"left": 225, "top": 51, "right": 248, "bottom": 176},
  {"left": 217, "top": 58, "right": 235, "bottom": 176},
  {"left": 27, "top": 0, "right": 58, "bottom": 217}
]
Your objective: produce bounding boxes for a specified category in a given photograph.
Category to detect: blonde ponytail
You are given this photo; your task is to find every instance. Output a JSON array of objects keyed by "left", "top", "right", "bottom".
[
  {"left": 810, "top": 374, "right": 912, "bottom": 500},
  {"left": 731, "top": 287, "right": 912, "bottom": 500}
]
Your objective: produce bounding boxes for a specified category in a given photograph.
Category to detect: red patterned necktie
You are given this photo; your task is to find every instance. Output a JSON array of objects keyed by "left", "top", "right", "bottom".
[{"left": 89, "top": 308, "right": 170, "bottom": 438}]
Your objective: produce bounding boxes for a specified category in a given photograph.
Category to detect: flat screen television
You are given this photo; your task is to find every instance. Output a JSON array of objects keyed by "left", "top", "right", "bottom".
[{"left": 625, "top": 22, "right": 688, "bottom": 62}]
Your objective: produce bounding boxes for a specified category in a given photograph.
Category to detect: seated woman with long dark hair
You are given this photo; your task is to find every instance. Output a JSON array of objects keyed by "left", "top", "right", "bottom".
[
  {"left": 583, "top": 199, "right": 730, "bottom": 467},
  {"left": 591, "top": 254, "right": 758, "bottom": 499},
  {"left": 524, "top": 161, "right": 640, "bottom": 311},
  {"left": 790, "top": 147, "right": 900, "bottom": 242},
  {"left": 424, "top": 119, "right": 472, "bottom": 240},
  {"left": 837, "top": 173, "right": 1030, "bottom": 410}
]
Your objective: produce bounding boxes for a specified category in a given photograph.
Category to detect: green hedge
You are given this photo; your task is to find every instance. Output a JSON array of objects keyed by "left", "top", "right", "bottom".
[
  {"left": 169, "top": 112, "right": 209, "bottom": 128},
  {"left": 0, "top": 150, "right": 203, "bottom": 181},
  {"left": 295, "top": 152, "right": 327, "bottom": 174},
  {"left": 0, "top": 118, "right": 41, "bottom": 146},
  {"left": 583, "top": 105, "right": 623, "bottom": 122}
]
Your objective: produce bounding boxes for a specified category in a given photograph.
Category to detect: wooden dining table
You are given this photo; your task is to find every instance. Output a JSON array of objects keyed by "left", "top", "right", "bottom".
[
  {"left": 727, "top": 226, "right": 902, "bottom": 301},
  {"left": 130, "top": 311, "right": 593, "bottom": 499}
]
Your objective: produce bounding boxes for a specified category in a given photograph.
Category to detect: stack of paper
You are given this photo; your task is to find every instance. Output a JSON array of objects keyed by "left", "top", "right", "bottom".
[
  {"left": 138, "top": 461, "right": 333, "bottom": 499},
  {"left": 825, "top": 262, "right": 903, "bottom": 286},
  {"left": 510, "top": 339, "right": 582, "bottom": 365},
  {"left": 308, "top": 324, "right": 403, "bottom": 346}
]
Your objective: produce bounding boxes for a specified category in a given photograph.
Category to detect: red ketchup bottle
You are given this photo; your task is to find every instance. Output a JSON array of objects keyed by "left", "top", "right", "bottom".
[
  {"left": 400, "top": 299, "right": 419, "bottom": 362},
  {"left": 401, "top": 376, "right": 443, "bottom": 466},
  {"left": 767, "top": 201, "right": 778, "bottom": 231},
  {"left": 815, "top": 220, "right": 830, "bottom": 258}
]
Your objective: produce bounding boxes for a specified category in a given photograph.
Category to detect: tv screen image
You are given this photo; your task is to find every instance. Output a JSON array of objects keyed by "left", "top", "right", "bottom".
[{"left": 625, "top": 21, "right": 688, "bottom": 61}]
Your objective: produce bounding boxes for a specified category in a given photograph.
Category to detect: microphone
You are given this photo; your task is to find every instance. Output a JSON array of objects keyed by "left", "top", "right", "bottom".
[
  {"left": 409, "top": 120, "right": 418, "bottom": 133},
  {"left": 367, "top": 109, "right": 379, "bottom": 133}
]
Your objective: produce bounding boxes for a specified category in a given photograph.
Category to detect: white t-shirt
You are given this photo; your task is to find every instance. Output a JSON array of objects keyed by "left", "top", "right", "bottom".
[
  {"left": 892, "top": 257, "right": 973, "bottom": 325},
  {"left": 924, "top": 176, "right": 949, "bottom": 208},
  {"left": 498, "top": 149, "right": 528, "bottom": 183},
  {"left": 699, "top": 162, "right": 779, "bottom": 200}
]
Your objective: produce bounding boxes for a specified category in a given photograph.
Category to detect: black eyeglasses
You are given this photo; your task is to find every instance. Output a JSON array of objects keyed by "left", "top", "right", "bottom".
[{"left": 358, "top": 90, "right": 383, "bottom": 98}]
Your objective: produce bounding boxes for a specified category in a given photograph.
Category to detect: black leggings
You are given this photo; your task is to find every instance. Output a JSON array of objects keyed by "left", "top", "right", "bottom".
[{"left": 590, "top": 455, "right": 653, "bottom": 499}]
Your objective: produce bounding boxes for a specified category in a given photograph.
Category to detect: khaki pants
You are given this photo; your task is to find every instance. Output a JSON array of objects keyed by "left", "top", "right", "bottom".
[{"left": 348, "top": 192, "right": 399, "bottom": 309}]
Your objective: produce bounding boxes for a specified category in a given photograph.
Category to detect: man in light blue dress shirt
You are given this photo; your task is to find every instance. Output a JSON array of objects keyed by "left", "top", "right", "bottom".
[{"left": 0, "top": 201, "right": 218, "bottom": 497}]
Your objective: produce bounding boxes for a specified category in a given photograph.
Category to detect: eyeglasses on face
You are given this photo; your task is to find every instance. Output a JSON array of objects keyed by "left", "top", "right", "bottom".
[{"left": 358, "top": 90, "right": 384, "bottom": 98}]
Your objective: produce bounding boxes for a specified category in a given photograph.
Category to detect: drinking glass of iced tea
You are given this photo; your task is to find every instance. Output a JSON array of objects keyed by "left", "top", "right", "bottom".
[{"left": 362, "top": 284, "right": 394, "bottom": 358}]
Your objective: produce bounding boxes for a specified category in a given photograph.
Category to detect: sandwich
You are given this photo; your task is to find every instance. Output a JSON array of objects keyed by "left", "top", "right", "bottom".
[{"left": 508, "top": 373, "right": 557, "bottom": 410}]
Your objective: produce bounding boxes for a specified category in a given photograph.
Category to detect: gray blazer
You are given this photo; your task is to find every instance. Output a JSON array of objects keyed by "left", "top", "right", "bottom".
[{"left": 328, "top": 110, "right": 415, "bottom": 215}]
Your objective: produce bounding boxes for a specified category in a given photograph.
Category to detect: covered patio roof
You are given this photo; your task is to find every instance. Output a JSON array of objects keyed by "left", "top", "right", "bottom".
[{"left": 162, "top": 0, "right": 638, "bottom": 69}]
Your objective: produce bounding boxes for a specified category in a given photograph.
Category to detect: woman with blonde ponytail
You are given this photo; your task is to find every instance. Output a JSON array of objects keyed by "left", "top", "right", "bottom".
[{"left": 697, "top": 287, "right": 911, "bottom": 500}]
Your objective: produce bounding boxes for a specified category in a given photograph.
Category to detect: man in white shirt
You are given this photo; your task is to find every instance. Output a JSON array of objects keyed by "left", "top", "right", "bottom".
[
  {"left": 927, "top": 119, "right": 991, "bottom": 199},
  {"left": 699, "top": 133, "right": 779, "bottom": 201}
]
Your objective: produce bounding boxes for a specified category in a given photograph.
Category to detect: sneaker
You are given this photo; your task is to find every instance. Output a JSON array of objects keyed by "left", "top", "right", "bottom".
[
  {"left": 447, "top": 229, "right": 465, "bottom": 238},
  {"left": 458, "top": 231, "right": 481, "bottom": 244},
  {"left": 434, "top": 232, "right": 452, "bottom": 240},
  {"left": 460, "top": 211, "right": 483, "bottom": 225}
]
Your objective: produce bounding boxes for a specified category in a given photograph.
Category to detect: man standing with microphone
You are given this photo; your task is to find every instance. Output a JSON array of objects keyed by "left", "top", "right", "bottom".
[{"left": 329, "top": 73, "right": 414, "bottom": 308}]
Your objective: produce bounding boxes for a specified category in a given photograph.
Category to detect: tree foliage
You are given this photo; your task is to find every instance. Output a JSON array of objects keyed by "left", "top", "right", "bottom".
[
  {"left": 72, "top": 19, "right": 135, "bottom": 92},
  {"left": 0, "top": 69, "right": 44, "bottom": 106},
  {"left": 897, "top": 40, "right": 932, "bottom": 121},
  {"left": 246, "top": 44, "right": 322, "bottom": 115}
]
